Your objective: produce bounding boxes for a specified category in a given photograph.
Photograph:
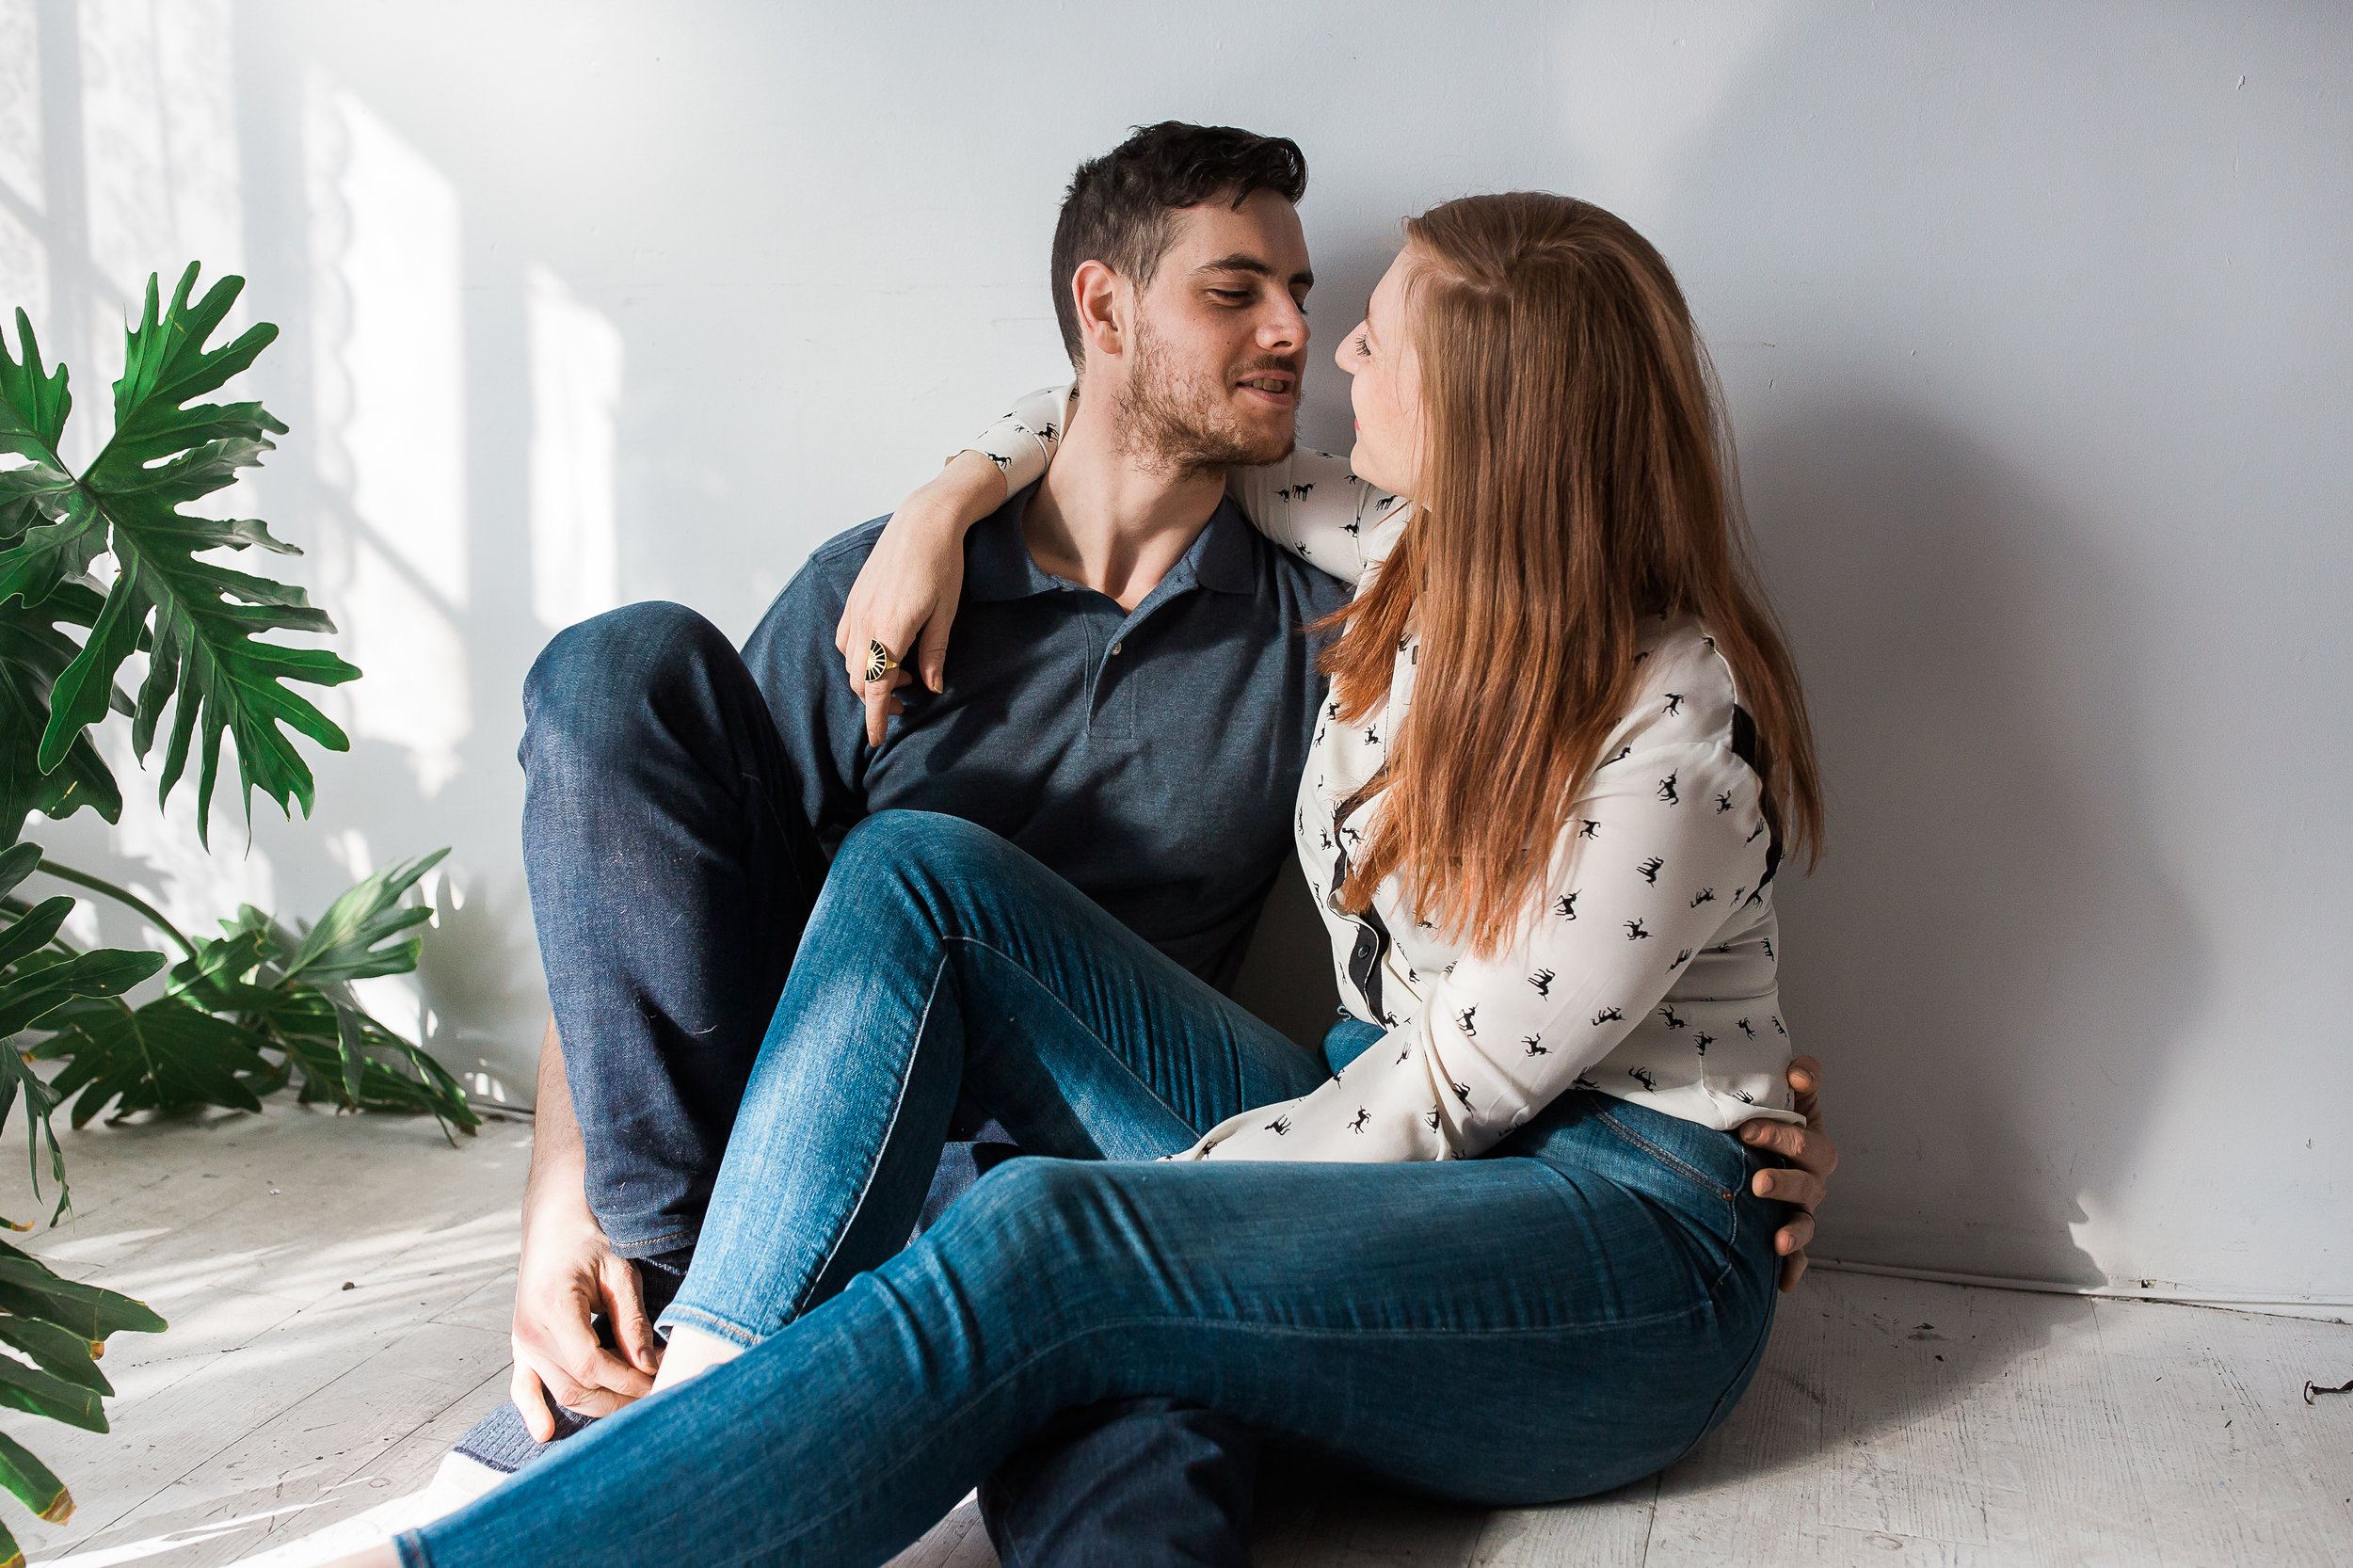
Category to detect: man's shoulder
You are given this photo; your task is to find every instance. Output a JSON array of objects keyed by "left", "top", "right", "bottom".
[
  {"left": 744, "top": 517, "right": 891, "bottom": 667},
  {"left": 1248, "top": 526, "right": 1354, "bottom": 616},
  {"left": 795, "top": 516, "right": 892, "bottom": 594},
  {"left": 1195, "top": 495, "right": 1350, "bottom": 614}
]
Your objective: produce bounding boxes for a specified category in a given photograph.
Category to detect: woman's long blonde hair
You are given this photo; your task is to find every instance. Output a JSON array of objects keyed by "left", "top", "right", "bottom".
[{"left": 1324, "top": 193, "right": 1823, "bottom": 953}]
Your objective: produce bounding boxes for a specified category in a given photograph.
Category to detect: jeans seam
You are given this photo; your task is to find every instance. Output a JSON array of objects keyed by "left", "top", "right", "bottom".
[
  {"left": 658, "top": 1303, "right": 761, "bottom": 1350},
  {"left": 1665, "top": 1281, "right": 1777, "bottom": 1471},
  {"left": 787, "top": 951, "right": 954, "bottom": 1323},
  {"left": 1592, "top": 1109, "right": 1737, "bottom": 1201},
  {"left": 610, "top": 1224, "right": 697, "bottom": 1258},
  {"left": 942, "top": 934, "right": 1203, "bottom": 1142}
]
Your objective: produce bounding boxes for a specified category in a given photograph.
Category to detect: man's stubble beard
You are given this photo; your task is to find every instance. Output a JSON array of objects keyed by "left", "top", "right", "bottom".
[{"left": 1113, "top": 315, "right": 1298, "bottom": 481}]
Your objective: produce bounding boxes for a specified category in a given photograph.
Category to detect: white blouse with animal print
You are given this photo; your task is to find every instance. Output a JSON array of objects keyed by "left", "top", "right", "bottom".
[{"left": 970, "top": 386, "right": 1803, "bottom": 1161}]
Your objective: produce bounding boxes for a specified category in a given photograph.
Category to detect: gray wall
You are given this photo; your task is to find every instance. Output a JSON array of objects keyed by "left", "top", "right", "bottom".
[{"left": 3, "top": 0, "right": 2346, "bottom": 1305}]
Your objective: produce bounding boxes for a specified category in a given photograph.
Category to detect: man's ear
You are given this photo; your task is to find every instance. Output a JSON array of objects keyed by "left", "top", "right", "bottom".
[{"left": 1069, "top": 259, "right": 1128, "bottom": 360}]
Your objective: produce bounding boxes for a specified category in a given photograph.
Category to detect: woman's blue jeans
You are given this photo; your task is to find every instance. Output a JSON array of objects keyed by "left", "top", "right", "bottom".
[{"left": 401, "top": 811, "right": 1784, "bottom": 1568}]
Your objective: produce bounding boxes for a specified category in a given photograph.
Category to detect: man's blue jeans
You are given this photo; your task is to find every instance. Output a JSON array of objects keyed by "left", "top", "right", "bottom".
[
  {"left": 514, "top": 602, "right": 1257, "bottom": 1562},
  {"left": 403, "top": 812, "right": 1784, "bottom": 1568}
]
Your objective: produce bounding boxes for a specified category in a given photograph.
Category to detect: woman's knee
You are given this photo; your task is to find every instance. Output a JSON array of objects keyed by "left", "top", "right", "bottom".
[
  {"left": 832, "top": 810, "right": 1022, "bottom": 896},
  {"left": 520, "top": 601, "right": 735, "bottom": 771},
  {"left": 933, "top": 1158, "right": 1135, "bottom": 1275}
]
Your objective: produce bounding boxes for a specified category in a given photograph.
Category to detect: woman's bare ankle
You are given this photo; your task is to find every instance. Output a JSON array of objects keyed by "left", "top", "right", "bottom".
[{"left": 649, "top": 1321, "right": 747, "bottom": 1394}]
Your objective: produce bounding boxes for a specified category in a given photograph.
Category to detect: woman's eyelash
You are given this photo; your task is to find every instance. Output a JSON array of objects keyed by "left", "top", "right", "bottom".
[{"left": 1353, "top": 334, "right": 1372, "bottom": 358}]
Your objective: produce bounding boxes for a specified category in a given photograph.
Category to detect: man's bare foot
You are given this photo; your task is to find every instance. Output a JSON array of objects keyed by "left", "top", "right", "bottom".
[{"left": 648, "top": 1321, "right": 747, "bottom": 1394}]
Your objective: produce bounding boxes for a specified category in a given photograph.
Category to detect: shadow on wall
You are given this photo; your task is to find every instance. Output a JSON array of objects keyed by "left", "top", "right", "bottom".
[
  {"left": 1750, "top": 405, "right": 2208, "bottom": 1287},
  {"left": 416, "top": 865, "right": 548, "bottom": 1110}
]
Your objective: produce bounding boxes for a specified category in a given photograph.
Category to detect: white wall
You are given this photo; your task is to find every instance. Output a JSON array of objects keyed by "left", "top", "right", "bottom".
[{"left": 3, "top": 0, "right": 2345, "bottom": 1304}]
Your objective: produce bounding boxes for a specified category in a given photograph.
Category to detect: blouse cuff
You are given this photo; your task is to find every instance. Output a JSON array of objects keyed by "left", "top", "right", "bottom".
[{"left": 961, "top": 383, "right": 1071, "bottom": 494}]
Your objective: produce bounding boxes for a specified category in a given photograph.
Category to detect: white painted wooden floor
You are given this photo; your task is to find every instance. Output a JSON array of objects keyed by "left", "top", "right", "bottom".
[{"left": 8, "top": 1108, "right": 2350, "bottom": 1567}]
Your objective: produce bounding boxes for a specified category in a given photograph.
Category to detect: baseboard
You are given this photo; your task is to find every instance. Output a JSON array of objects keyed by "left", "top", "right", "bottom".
[{"left": 1812, "top": 1257, "right": 2353, "bottom": 1322}]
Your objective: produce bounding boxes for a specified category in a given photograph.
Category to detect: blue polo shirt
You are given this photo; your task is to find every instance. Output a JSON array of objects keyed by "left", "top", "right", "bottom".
[{"left": 740, "top": 483, "right": 1353, "bottom": 990}]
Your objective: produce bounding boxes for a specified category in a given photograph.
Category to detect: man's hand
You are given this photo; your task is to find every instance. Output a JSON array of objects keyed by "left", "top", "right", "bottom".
[
  {"left": 835, "top": 450, "right": 1008, "bottom": 747},
  {"left": 1736, "top": 1055, "right": 1837, "bottom": 1293},
  {"left": 507, "top": 1016, "right": 657, "bottom": 1443},
  {"left": 508, "top": 1179, "right": 659, "bottom": 1441}
]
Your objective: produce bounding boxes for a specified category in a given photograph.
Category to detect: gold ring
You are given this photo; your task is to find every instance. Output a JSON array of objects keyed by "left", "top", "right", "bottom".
[{"left": 864, "top": 639, "right": 899, "bottom": 683}]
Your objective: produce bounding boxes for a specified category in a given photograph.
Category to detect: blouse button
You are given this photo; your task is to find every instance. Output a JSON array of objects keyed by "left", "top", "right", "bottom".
[{"left": 1109, "top": 642, "right": 1124, "bottom": 656}]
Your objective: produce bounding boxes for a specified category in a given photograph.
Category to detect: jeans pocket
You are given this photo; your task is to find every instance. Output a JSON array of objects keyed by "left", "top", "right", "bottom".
[{"left": 1590, "top": 1099, "right": 1747, "bottom": 1203}]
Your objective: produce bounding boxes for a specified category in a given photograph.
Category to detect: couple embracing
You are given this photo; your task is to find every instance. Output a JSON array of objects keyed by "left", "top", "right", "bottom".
[{"left": 342, "top": 120, "right": 1840, "bottom": 1568}]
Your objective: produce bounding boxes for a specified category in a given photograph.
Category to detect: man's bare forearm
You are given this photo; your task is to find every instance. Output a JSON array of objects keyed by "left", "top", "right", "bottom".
[{"left": 523, "top": 1014, "right": 589, "bottom": 1232}]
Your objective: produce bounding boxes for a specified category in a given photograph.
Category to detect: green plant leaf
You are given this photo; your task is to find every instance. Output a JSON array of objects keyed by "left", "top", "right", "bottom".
[
  {"left": 0, "top": 1317, "right": 109, "bottom": 1397},
  {"left": 0, "top": 869, "right": 168, "bottom": 1221},
  {"left": 0, "top": 899, "right": 70, "bottom": 975},
  {"left": 280, "top": 849, "right": 449, "bottom": 986},
  {"left": 24, "top": 856, "right": 478, "bottom": 1139},
  {"left": 0, "top": 586, "right": 129, "bottom": 840},
  {"left": 0, "top": 311, "right": 69, "bottom": 469},
  {"left": 0, "top": 946, "right": 166, "bottom": 1040},
  {"left": 0, "top": 1244, "right": 165, "bottom": 1340},
  {"left": 32, "top": 265, "right": 358, "bottom": 842},
  {"left": 162, "top": 925, "right": 279, "bottom": 1014},
  {"left": 0, "top": 1429, "right": 71, "bottom": 1524},
  {"left": 0, "top": 1352, "right": 104, "bottom": 1432},
  {"left": 35, "top": 996, "right": 268, "bottom": 1125},
  {"left": 0, "top": 1050, "right": 67, "bottom": 1229},
  {"left": 0, "top": 462, "right": 78, "bottom": 542},
  {"left": 0, "top": 1507, "right": 23, "bottom": 1566},
  {"left": 271, "top": 848, "right": 447, "bottom": 1101}
]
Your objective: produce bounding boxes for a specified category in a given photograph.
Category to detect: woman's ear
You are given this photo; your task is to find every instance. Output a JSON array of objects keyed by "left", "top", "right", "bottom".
[{"left": 1069, "top": 259, "right": 1127, "bottom": 360}]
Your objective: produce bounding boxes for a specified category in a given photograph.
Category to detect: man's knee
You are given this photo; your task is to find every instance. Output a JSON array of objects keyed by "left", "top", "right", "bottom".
[{"left": 520, "top": 602, "right": 736, "bottom": 775}]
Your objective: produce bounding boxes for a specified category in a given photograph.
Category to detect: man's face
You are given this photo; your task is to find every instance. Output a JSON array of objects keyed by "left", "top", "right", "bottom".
[{"left": 1114, "top": 189, "right": 1314, "bottom": 473}]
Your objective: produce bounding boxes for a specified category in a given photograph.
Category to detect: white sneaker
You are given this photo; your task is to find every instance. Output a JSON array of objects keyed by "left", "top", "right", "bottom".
[
  {"left": 414, "top": 1449, "right": 514, "bottom": 1521},
  {"left": 227, "top": 1458, "right": 504, "bottom": 1566}
]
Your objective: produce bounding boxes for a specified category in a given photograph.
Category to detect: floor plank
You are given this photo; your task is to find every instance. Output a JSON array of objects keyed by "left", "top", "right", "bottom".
[
  {"left": 15, "top": 1109, "right": 528, "bottom": 1564},
  {"left": 6, "top": 1108, "right": 2347, "bottom": 1567}
]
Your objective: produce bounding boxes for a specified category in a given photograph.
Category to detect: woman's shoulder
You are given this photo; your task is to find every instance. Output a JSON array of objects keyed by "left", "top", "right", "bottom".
[{"left": 1609, "top": 615, "right": 1746, "bottom": 758}]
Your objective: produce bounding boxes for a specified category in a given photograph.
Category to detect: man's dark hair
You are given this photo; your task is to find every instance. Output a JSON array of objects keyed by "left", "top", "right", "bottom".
[{"left": 1050, "top": 121, "right": 1309, "bottom": 367}]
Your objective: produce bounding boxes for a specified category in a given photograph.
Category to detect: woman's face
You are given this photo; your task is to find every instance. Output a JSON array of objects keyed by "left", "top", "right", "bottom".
[{"left": 1336, "top": 250, "right": 1426, "bottom": 499}]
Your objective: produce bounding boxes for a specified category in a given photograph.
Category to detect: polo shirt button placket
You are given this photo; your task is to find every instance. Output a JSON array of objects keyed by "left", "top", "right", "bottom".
[{"left": 1092, "top": 623, "right": 1137, "bottom": 739}]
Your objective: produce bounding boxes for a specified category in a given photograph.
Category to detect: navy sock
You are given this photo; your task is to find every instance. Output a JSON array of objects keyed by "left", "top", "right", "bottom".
[{"left": 453, "top": 1247, "right": 692, "bottom": 1474}]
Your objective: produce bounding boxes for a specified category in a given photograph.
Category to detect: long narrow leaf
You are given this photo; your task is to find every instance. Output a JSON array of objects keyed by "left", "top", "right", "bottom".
[
  {"left": 0, "top": 1318, "right": 108, "bottom": 1396},
  {"left": 0, "top": 1429, "right": 71, "bottom": 1523},
  {"left": 0, "top": 1356, "right": 104, "bottom": 1432},
  {"left": 0, "top": 846, "right": 35, "bottom": 903},
  {"left": 0, "top": 1248, "right": 165, "bottom": 1340}
]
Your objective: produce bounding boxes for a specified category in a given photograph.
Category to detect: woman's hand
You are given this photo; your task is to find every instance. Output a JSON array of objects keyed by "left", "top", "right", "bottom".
[
  {"left": 1737, "top": 1055, "right": 1837, "bottom": 1292},
  {"left": 835, "top": 451, "right": 1008, "bottom": 747}
]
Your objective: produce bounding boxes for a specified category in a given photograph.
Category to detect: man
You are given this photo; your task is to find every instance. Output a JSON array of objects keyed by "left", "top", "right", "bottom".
[{"left": 443, "top": 121, "right": 1837, "bottom": 1567}]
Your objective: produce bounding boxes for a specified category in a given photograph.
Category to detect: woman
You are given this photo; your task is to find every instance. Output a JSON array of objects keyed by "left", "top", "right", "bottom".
[{"left": 353, "top": 192, "right": 1825, "bottom": 1568}]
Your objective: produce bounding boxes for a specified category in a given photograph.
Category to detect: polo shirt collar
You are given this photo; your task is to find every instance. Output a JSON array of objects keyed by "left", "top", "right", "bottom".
[
  {"left": 965, "top": 483, "right": 1259, "bottom": 603},
  {"left": 963, "top": 485, "right": 1065, "bottom": 602},
  {"left": 1186, "top": 497, "right": 1257, "bottom": 596}
]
